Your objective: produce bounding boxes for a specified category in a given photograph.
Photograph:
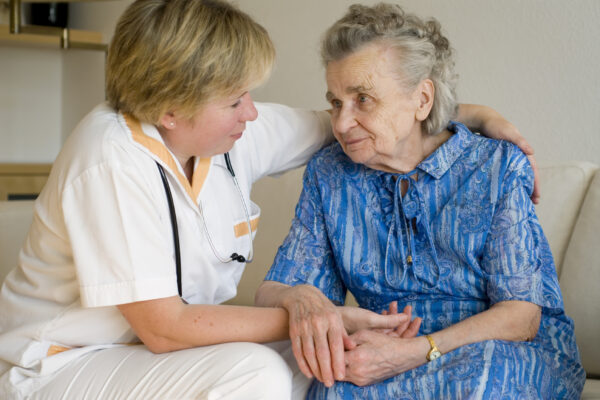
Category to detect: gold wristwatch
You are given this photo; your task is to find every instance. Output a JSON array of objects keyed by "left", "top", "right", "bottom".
[{"left": 425, "top": 335, "right": 442, "bottom": 361}]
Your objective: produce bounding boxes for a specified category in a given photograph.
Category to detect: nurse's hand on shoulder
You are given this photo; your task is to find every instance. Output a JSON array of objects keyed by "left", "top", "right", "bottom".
[{"left": 457, "top": 104, "right": 540, "bottom": 203}]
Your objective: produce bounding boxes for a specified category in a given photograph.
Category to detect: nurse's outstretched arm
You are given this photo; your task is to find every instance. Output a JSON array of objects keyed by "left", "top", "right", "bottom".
[
  {"left": 117, "top": 296, "right": 407, "bottom": 354},
  {"left": 118, "top": 297, "right": 290, "bottom": 353},
  {"left": 456, "top": 104, "right": 540, "bottom": 203}
]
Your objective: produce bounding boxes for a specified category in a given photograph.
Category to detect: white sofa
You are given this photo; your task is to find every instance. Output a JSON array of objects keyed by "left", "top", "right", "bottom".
[{"left": 1, "top": 161, "right": 599, "bottom": 398}]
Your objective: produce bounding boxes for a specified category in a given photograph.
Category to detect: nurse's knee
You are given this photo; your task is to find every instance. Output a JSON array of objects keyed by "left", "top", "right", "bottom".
[
  {"left": 245, "top": 343, "right": 292, "bottom": 398},
  {"left": 207, "top": 342, "right": 292, "bottom": 399}
]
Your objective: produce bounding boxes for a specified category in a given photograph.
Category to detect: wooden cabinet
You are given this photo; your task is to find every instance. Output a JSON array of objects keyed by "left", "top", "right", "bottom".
[
  {"left": 1, "top": 0, "right": 111, "bottom": 51},
  {"left": 0, "top": 163, "right": 52, "bottom": 200}
]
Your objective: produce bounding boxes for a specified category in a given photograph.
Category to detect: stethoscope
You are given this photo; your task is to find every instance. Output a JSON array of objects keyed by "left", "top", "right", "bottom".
[{"left": 156, "top": 152, "right": 254, "bottom": 297}]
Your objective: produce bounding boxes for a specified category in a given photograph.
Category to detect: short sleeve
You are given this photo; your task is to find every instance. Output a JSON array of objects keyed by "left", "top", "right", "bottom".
[
  {"left": 264, "top": 159, "right": 347, "bottom": 305},
  {"left": 482, "top": 148, "right": 563, "bottom": 311},
  {"left": 241, "top": 103, "right": 333, "bottom": 182},
  {"left": 62, "top": 161, "right": 178, "bottom": 308}
]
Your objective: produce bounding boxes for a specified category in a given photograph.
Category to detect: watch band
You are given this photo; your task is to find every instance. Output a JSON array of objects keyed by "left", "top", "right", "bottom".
[{"left": 425, "top": 335, "right": 442, "bottom": 361}]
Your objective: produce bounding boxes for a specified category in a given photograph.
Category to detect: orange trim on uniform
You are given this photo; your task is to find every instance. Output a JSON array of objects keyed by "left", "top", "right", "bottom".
[
  {"left": 192, "top": 158, "right": 211, "bottom": 200},
  {"left": 122, "top": 114, "right": 211, "bottom": 202},
  {"left": 233, "top": 217, "right": 259, "bottom": 238},
  {"left": 47, "top": 345, "right": 71, "bottom": 357}
]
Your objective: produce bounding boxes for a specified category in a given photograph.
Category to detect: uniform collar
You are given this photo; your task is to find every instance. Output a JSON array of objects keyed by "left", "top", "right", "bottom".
[{"left": 120, "top": 112, "right": 211, "bottom": 202}]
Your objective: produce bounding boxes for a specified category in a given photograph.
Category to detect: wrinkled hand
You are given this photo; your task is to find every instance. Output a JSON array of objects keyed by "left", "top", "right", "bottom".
[
  {"left": 480, "top": 117, "right": 540, "bottom": 204},
  {"left": 343, "top": 330, "right": 425, "bottom": 387},
  {"left": 282, "top": 286, "right": 415, "bottom": 387},
  {"left": 378, "top": 302, "right": 422, "bottom": 338},
  {"left": 281, "top": 285, "right": 347, "bottom": 387}
]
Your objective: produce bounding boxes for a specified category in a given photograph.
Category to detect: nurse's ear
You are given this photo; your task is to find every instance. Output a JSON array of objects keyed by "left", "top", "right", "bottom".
[
  {"left": 159, "top": 112, "right": 177, "bottom": 130},
  {"left": 415, "top": 79, "right": 435, "bottom": 122}
]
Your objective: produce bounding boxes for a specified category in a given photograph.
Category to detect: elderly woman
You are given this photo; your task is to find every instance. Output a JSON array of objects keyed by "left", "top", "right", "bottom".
[
  {"left": 256, "top": 3, "right": 585, "bottom": 399},
  {"left": 0, "top": 0, "right": 539, "bottom": 399}
]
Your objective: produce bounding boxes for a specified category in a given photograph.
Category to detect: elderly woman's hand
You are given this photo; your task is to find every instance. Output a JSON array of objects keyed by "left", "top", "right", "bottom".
[
  {"left": 281, "top": 284, "right": 346, "bottom": 387},
  {"left": 280, "top": 285, "right": 413, "bottom": 387},
  {"left": 342, "top": 331, "right": 428, "bottom": 387}
]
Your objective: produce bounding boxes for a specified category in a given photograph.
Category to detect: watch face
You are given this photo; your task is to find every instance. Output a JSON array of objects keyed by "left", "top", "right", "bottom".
[{"left": 429, "top": 350, "right": 441, "bottom": 361}]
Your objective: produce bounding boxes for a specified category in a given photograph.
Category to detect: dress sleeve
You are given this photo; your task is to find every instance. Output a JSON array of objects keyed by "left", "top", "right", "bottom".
[
  {"left": 481, "top": 147, "right": 563, "bottom": 312},
  {"left": 62, "top": 161, "right": 178, "bottom": 308},
  {"left": 264, "top": 158, "right": 347, "bottom": 305}
]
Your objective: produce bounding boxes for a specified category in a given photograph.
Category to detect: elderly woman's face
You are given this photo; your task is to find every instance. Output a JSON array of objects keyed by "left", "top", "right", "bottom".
[{"left": 326, "top": 43, "right": 425, "bottom": 171}]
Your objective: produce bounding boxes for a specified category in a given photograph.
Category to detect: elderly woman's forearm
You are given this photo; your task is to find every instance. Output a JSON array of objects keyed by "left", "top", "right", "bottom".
[
  {"left": 255, "top": 280, "right": 294, "bottom": 307},
  {"left": 428, "top": 300, "right": 541, "bottom": 357}
]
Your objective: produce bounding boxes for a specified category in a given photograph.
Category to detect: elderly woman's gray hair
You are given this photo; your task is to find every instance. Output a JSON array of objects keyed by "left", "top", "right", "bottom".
[{"left": 322, "top": 3, "right": 458, "bottom": 135}]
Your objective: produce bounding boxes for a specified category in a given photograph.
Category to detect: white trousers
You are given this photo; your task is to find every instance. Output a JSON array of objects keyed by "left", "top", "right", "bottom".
[{"left": 29, "top": 341, "right": 311, "bottom": 400}]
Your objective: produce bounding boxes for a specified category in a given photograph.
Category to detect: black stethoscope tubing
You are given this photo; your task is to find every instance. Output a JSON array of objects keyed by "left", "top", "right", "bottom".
[{"left": 156, "top": 152, "right": 253, "bottom": 298}]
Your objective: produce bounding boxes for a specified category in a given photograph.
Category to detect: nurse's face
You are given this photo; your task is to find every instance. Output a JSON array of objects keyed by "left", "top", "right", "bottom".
[{"left": 160, "top": 91, "right": 259, "bottom": 161}]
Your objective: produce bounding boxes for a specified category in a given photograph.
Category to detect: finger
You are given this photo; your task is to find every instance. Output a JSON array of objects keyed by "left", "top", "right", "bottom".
[
  {"left": 527, "top": 154, "right": 541, "bottom": 204},
  {"left": 400, "top": 317, "right": 422, "bottom": 338},
  {"left": 314, "top": 332, "right": 334, "bottom": 386},
  {"left": 291, "top": 336, "right": 313, "bottom": 379},
  {"left": 301, "top": 333, "right": 323, "bottom": 383},
  {"left": 392, "top": 305, "right": 412, "bottom": 334},
  {"left": 343, "top": 334, "right": 357, "bottom": 350},
  {"left": 517, "top": 136, "right": 534, "bottom": 156},
  {"left": 329, "top": 329, "right": 346, "bottom": 381},
  {"left": 389, "top": 301, "right": 398, "bottom": 314},
  {"left": 371, "top": 312, "right": 408, "bottom": 330}
]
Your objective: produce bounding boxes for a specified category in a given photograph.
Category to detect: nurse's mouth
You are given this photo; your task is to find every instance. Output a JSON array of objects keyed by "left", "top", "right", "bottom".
[{"left": 232, "top": 132, "right": 243, "bottom": 140}]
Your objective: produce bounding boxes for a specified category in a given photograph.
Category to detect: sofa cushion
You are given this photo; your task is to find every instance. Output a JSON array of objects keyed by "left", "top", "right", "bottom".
[
  {"left": 560, "top": 171, "right": 600, "bottom": 376},
  {"left": 535, "top": 162, "right": 598, "bottom": 276},
  {"left": 582, "top": 379, "right": 600, "bottom": 400},
  {"left": 0, "top": 200, "right": 35, "bottom": 283}
]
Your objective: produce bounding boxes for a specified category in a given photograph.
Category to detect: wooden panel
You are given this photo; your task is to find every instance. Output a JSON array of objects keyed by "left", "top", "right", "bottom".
[
  {"left": 0, "top": 163, "right": 52, "bottom": 201},
  {"left": 0, "top": 24, "right": 104, "bottom": 49}
]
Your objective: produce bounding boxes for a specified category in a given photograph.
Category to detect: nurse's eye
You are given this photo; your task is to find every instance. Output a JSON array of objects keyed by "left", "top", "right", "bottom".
[{"left": 231, "top": 99, "right": 242, "bottom": 108}]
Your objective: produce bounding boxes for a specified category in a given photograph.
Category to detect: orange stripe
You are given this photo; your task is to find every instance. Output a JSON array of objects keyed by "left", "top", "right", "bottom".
[
  {"left": 122, "top": 114, "right": 211, "bottom": 202},
  {"left": 47, "top": 345, "right": 71, "bottom": 357},
  {"left": 192, "top": 158, "right": 211, "bottom": 200},
  {"left": 233, "top": 217, "right": 259, "bottom": 238}
]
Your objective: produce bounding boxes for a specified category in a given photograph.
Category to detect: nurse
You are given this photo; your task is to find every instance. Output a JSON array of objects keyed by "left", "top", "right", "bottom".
[{"left": 0, "top": 0, "right": 536, "bottom": 398}]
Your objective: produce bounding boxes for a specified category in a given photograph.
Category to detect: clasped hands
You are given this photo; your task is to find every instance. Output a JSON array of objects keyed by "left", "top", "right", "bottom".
[{"left": 282, "top": 285, "right": 422, "bottom": 387}]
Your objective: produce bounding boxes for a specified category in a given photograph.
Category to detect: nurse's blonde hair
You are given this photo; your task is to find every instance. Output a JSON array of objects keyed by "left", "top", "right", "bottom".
[{"left": 106, "top": 0, "right": 275, "bottom": 124}]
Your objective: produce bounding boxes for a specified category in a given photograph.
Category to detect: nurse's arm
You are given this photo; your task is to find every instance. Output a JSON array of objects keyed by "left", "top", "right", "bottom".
[
  {"left": 456, "top": 103, "right": 540, "bottom": 203},
  {"left": 117, "top": 296, "right": 289, "bottom": 354}
]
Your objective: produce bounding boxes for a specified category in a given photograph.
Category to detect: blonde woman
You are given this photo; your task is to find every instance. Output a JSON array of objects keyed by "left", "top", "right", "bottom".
[{"left": 0, "top": 1, "right": 535, "bottom": 398}]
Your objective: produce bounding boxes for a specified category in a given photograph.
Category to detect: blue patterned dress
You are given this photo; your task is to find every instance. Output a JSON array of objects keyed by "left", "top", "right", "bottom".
[{"left": 265, "top": 122, "right": 585, "bottom": 399}]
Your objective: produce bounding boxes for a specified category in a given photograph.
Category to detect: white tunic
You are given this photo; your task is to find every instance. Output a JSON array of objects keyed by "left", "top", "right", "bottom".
[{"left": 0, "top": 102, "right": 331, "bottom": 398}]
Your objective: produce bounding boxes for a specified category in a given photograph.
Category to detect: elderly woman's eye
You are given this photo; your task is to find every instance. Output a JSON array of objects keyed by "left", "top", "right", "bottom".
[
  {"left": 331, "top": 99, "right": 342, "bottom": 108},
  {"left": 358, "top": 94, "right": 369, "bottom": 103}
]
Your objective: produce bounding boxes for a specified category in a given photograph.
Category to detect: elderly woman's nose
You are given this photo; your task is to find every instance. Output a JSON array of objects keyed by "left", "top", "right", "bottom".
[{"left": 334, "top": 107, "right": 358, "bottom": 133}]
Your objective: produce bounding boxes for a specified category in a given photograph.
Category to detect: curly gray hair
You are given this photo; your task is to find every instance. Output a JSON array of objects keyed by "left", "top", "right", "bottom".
[{"left": 321, "top": 3, "right": 458, "bottom": 135}]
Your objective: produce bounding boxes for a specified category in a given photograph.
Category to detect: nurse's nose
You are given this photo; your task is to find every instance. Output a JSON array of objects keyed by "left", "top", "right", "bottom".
[{"left": 241, "top": 93, "right": 258, "bottom": 122}]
